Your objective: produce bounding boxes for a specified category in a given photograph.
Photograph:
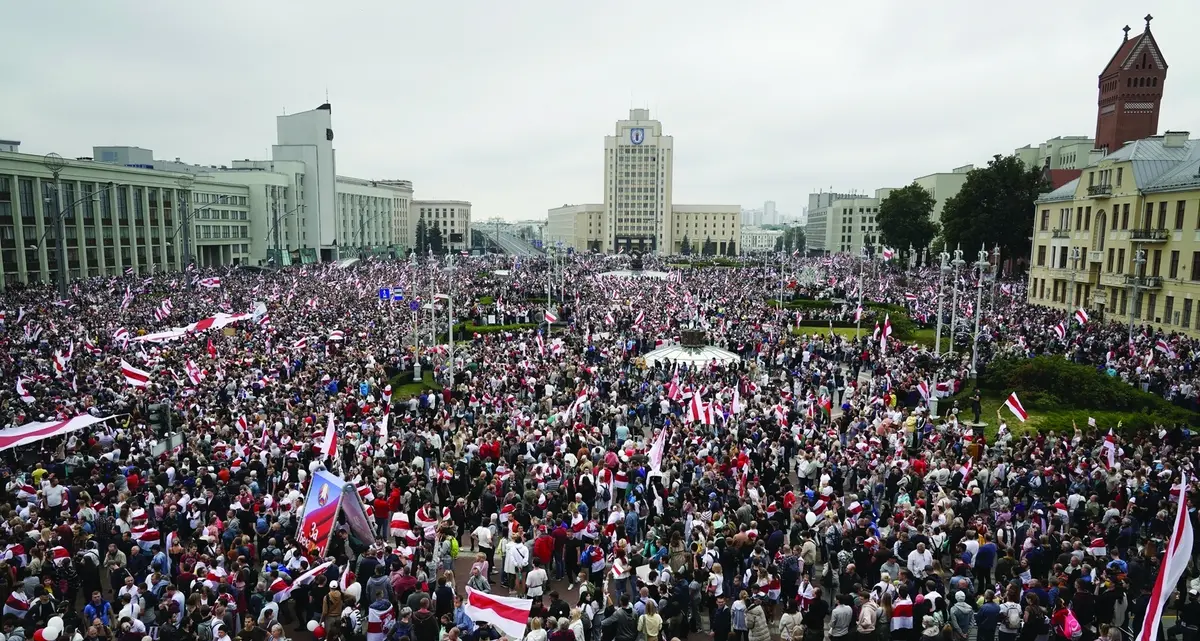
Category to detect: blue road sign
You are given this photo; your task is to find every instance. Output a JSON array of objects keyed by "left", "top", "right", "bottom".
[
  {"left": 392, "top": 290, "right": 405, "bottom": 302},
  {"left": 409, "top": 300, "right": 420, "bottom": 312},
  {"left": 378, "top": 287, "right": 391, "bottom": 300}
]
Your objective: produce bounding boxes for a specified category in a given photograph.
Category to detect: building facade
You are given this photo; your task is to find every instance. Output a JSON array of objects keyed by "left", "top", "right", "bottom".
[
  {"left": 413, "top": 200, "right": 471, "bottom": 252},
  {"left": 1095, "top": 18, "right": 1167, "bottom": 155},
  {"left": 604, "top": 109, "right": 673, "bottom": 254},
  {"left": 335, "top": 177, "right": 412, "bottom": 258},
  {"left": 272, "top": 104, "right": 339, "bottom": 261},
  {"left": 1027, "top": 132, "right": 1200, "bottom": 334},
  {"left": 806, "top": 191, "right": 888, "bottom": 254},
  {"left": 0, "top": 151, "right": 195, "bottom": 288},
  {"left": 741, "top": 226, "right": 784, "bottom": 253},
  {"left": 546, "top": 204, "right": 604, "bottom": 251},
  {"left": 671, "top": 205, "right": 739, "bottom": 255},
  {"left": 913, "top": 167, "right": 972, "bottom": 225}
]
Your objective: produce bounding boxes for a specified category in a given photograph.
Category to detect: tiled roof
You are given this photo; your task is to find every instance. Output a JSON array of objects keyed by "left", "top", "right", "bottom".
[
  {"left": 1101, "top": 35, "right": 1142, "bottom": 77},
  {"left": 1036, "top": 178, "right": 1079, "bottom": 204}
]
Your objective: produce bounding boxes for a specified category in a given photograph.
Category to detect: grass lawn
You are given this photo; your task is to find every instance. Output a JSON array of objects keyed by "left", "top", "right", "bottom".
[
  {"left": 790, "top": 325, "right": 937, "bottom": 348},
  {"left": 389, "top": 371, "right": 443, "bottom": 399},
  {"left": 943, "top": 389, "right": 1043, "bottom": 440}
]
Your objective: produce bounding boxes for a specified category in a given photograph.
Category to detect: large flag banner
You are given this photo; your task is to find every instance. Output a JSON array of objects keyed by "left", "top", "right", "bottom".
[
  {"left": 0, "top": 414, "right": 115, "bottom": 452},
  {"left": 463, "top": 587, "right": 533, "bottom": 640},
  {"left": 1136, "top": 472, "right": 1194, "bottom": 641},
  {"left": 296, "top": 470, "right": 345, "bottom": 557}
]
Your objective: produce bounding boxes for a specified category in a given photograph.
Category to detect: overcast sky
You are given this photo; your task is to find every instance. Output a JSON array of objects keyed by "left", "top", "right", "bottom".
[{"left": 4, "top": 1, "right": 1198, "bottom": 222}]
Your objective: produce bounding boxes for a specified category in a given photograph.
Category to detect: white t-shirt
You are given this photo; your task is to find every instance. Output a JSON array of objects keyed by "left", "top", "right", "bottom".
[
  {"left": 472, "top": 525, "right": 494, "bottom": 550},
  {"left": 526, "top": 567, "right": 548, "bottom": 597},
  {"left": 43, "top": 484, "right": 67, "bottom": 508}
]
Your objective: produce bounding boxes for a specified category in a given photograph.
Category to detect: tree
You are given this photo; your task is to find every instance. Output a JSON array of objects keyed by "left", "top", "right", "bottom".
[
  {"left": 703, "top": 236, "right": 714, "bottom": 256},
  {"left": 680, "top": 235, "right": 692, "bottom": 256},
  {"left": 940, "top": 154, "right": 1049, "bottom": 261},
  {"left": 415, "top": 219, "right": 429, "bottom": 255},
  {"left": 877, "top": 182, "right": 938, "bottom": 262},
  {"left": 725, "top": 239, "right": 737, "bottom": 257},
  {"left": 427, "top": 225, "right": 445, "bottom": 254}
]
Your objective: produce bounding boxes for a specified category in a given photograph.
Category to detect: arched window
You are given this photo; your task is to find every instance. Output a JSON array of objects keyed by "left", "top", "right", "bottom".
[
  {"left": 1153, "top": 77, "right": 1158, "bottom": 87},
  {"left": 1093, "top": 210, "right": 1107, "bottom": 251}
]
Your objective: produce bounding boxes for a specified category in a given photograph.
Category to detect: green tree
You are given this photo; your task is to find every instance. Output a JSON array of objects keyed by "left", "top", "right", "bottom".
[
  {"left": 415, "top": 219, "right": 429, "bottom": 254},
  {"left": 680, "top": 235, "right": 692, "bottom": 256},
  {"left": 877, "top": 182, "right": 938, "bottom": 262},
  {"left": 427, "top": 225, "right": 445, "bottom": 254},
  {"left": 703, "top": 236, "right": 714, "bottom": 256},
  {"left": 725, "top": 239, "right": 737, "bottom": 257},
  {"left": 940, "top": 154, "right": 1049, "bottom": 261}
]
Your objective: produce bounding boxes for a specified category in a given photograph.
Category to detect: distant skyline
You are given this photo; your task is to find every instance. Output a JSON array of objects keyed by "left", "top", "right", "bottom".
[{"left": 3, "top": 1, "right": 1198, "bottom": 221}]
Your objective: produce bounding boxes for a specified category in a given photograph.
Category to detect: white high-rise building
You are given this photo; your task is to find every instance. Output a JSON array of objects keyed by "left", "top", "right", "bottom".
[
  {"left": 604, "top": 109, "right": 673, "bottom": 254},
  {"left": 764, "top": 200, "right": 777, "bottom": 225},
  {"left": 272, "top": 103, "right": 339, "bottom": 262}
]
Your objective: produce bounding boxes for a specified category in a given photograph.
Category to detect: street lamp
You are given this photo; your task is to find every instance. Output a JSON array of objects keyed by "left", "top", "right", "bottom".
[
  {"left": 169, "top": 192, "right": 235, "bottom": 270},
  {"left": 947, "top": 245, "right": 966, "bottom": 356},
  {"left": 1128, "top": 248, "right": 1147, "bottom": 344},
  {"left": 267, "top": 205, "right": 304, "bottom": 265},
  {"left": 855, "top": 245, "right": 868, "bottom": 339},
  {"left": 969, "top": 245, "right": 990, "bottom": 379},
  {"left": 934, "top": 251, "right": 950, "bottom": 356},
  {"left": 42, "top": 154, "right": 69, "bottom": 298}
]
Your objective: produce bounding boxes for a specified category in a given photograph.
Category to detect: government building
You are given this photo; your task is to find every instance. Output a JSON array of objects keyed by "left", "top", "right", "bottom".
[{"left": 546, "top": 109, "right": 740, "bottom": 255}]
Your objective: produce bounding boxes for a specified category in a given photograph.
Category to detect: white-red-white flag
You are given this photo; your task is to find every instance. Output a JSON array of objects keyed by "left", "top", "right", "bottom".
[
  {"left": 462, "top": 587, "right": 533, "bottom": 640},
  {"left": 319, "top": 414, "right": 338, "bottom": 460},
  {"left": 1136, "top": 472, "right": 1194, "bottom": 641},
  {"left": 120, "top": 360, "right": 151, "bottom": 387},
  {"left": 1003, "top": 392, "right": 1028, "bottom": 422},
  {"left": 15, "top": 377, "right": 34, "bottom": 404}
]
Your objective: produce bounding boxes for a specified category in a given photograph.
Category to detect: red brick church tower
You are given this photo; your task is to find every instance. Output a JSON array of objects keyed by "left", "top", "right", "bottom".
[{"left": 1095, "top": 15, "right": 1168, "bottom": 154}]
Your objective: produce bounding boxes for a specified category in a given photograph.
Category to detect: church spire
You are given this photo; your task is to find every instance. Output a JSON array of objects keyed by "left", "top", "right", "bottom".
[
  {"left": 1144, "top": 14, "right": 1153, "bottom": 31},
  {"left": 1122, "top": 25, "right": 1130, "bottom": 40}
]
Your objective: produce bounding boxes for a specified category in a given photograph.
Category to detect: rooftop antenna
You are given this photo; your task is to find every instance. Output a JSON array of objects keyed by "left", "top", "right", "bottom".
[{"left": 325, "top": 87, "right": 330, "bottom": 102}]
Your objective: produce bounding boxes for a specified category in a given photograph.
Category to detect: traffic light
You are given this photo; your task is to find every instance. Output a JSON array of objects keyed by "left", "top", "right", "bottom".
[{"left": 148, "top": 403, "right": 172, "bottom": 433}]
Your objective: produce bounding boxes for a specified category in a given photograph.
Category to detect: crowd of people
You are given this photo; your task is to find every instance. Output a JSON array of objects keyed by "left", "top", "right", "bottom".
[{"left": 0, "top": 251, "right": 1196, "bottom": 641}]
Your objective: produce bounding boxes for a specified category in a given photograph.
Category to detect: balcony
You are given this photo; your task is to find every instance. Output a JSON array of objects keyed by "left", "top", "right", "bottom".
[
  {"left": 1051, "top": 228, "right": 1070, "bottom": 239},
  {"left": 1130, "top": 227, "right": 1169, "bottom": 242},
  {"left": 1126, "top": 275, "right": 1163, "bottom": 289},
  {"left": 1088, "top": 184, "right": 1113, "bottom": 198},
  {"left": 1088, "top": 250, "right": 1103, "bottom": 263}
]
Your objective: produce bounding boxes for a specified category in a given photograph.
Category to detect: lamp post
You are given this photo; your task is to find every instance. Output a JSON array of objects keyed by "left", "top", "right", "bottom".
[
  {"left": 169, "top": 193, "right": 236, "bottom": 271},
  {"left": 175, "top": 175, "right": 196, "bottom": 269},
  {"left": 934, "top": 251, "right": 950, "bottom": 356},
  {"left": 1128, "top": 247, "right": 1147, "bottom": 344},
  {"left": 856, "top": 245, "right": 867, "bottom": 339},
  {"left": 446, "top": 252, "right": 455, "bottom": 388},
  {"left": 969, "top": 245, "right": 990, "bottom": 379},
  {"left": 30, "top": 174, "right": 118, "bottom": 294},
  {"left": 41, "top": 154, "right": 69, "bottom": 298},
  {"left": 948, "top": 245, "right": 966, "bottom": 357},
  {"left": 266, "top": 205, "right": 304, "bottom": 264}
]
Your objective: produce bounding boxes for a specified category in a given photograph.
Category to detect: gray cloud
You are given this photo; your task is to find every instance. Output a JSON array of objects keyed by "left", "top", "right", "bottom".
[{"left": 3, "top": 0, "right": 1198, "bottom": 221}]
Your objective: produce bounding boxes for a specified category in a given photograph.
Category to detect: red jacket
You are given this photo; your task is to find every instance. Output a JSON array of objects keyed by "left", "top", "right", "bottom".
[{"left": 533, "top": 534, "right": 555, "bottom": 565}]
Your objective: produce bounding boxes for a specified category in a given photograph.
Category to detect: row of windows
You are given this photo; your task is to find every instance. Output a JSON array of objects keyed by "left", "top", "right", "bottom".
[
  {"left": 1039, "top": 200, "right": 1196, "bottom": 234},
  {"left": 1033, "top": 278, "right": 1195, "bottom": 330},
  {"left": 196, "top": 193, "right": 248, "bottom": 206}
]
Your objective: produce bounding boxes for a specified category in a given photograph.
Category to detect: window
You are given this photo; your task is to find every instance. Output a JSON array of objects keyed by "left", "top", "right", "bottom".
[
  {"left": 1039, "top": 210, "right": 1050, "bottom": 231},
  {"left": 1184, "top": 299, "right": 1193, "bottom": 329},
  {"left": 1177, "top": 201, "right": 1187, "bottom": 230},
  {"left": 1117, "top": 248, "right": 1126, "bottom": 274},
  {"left": 1192, "top": 252, "right": 1200, "bottom": 282},
  {"left": 1107, "top": 248, "right": 1115, "bottom": 272},
  {"left": 1037, "top": 245, "right": 1046, "bottom": 266},
  {"left": 1165, "top": 296, "right": 1175, "bottom": 325},
  {"left": 1152, "top": 249, "right": 1162, "bottom": 277},
  {"left": 1158, "top": 201, "right": 1168, "bottom": 229},
  {"left": 1148, "top": 294, "right": 1157, "bottom": 321},
  {"left": 1075, "top": 208, "right": 1082, "bottom": 230},
  {"left": 1085, "top": 206, "right": 1092, "bottom": 230},
  {"left": 1143, "top": 202, "right": 1154, "bottom": 228},
  {"left": 1120, "top": 289, "right": 1128, "bottom": 316},
  {"left": 1121, "top": 203, "right": 1129, "bottom": 230},
  {"left": 1170, "top": 251, "right": 1180, "bottom": 279},
  {"left": 1117, "top": 168, "right": 1123, "bottom": 186}
]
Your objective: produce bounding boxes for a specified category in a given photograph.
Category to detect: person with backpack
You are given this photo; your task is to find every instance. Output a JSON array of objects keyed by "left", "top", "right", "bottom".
[{"left": 998, "top": 590, "right": 1024, "bottom": 641}]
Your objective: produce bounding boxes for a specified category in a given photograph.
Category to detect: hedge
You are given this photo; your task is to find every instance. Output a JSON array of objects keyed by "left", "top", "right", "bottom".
[
  {"left": 455, "top": 322, "right": 538, "bottom": 335},
  {"left": 774, "top": 299, "right": 916, "bottom": 340},
  {"left": 979, "top": 356, "right": 1200, "bottom": 428}
]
